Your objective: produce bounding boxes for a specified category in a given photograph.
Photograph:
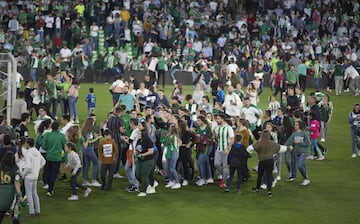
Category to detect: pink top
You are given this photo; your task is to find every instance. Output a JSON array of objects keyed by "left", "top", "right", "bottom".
[
  {"left": 309, "top": 119, "right": 320, "bottom": 139},
  {"left": 68, "top": 84, "right": 79, "bottom": 97}
]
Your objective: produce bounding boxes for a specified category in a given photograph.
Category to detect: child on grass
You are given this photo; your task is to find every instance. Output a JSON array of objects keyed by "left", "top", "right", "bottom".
[
  {"left": 86, "top": 87, "right": 96, "bottom": 115},
  {"left": 98, "top": 129, "right": 118, "bottom": 191},
  {"left": 225, "top": 134, "right": 249, "bottom": 194},
  {"left": 65, "top": 142, "right": 92, "bottom": 200}
]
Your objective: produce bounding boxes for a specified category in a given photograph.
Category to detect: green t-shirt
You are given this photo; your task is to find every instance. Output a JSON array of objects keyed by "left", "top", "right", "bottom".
[
  {"left": 286, "top": 70, "right": 299, "bottom": 84},
  {"left": 333, "top": 64, "right": 343, "bottom": 77},
  {"left": 320, "top": 104, "right": 332, "bottom": 122}
]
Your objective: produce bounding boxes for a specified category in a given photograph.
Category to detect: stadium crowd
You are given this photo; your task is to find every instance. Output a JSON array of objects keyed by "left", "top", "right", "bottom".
[{"left": 1, "top": 0, "right": 360, "bottom": 223}]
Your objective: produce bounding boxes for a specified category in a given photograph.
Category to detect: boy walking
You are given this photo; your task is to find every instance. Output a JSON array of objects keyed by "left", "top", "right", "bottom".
[
  {"left": 86, "top": 87, "right": 96, "bottom": 115},
  {"left": 98, "top": 130, "right": 118, "bottom": 191}
]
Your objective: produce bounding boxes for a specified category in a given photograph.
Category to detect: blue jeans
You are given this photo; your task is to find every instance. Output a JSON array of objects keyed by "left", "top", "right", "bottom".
[
  {"left": 310, "top": 138, "right": 322, "bottom": 156},
  {"left": 37, "top": 30, "right": 44, "bottom": 43},
  {"left": 170, "top": 68, "right": 180, "bottom": 81},
  {"left": 291, "top": 152, "right": 308, "bottom": 179},
  {"left": 315, "top": 78, "right": 321, "bottom": 91},
  {"left": 351, "top": 125, "right": 360, "bottom": 153},
  {"left": 24, "top": 178, "right": 40, "bottom": 214},
  {"left": 82, "top": 145, "right": 99, "bottom": 181},
  {"left": 197, "top": 144, "right": 213, "bottom": 179},
  {"left": 165, "top": 151, "right": 179, "bottom": 183},
  {"left": 276, "top": 153, "right": 282, "bottom": 177},
  {"left": 70, "top": 168, "right": 86, "bottom": 195},
  {"left": 30, "top": 68, "right": 37, "bottom": 81},
  {"left": 68, "top": 96, "right": 78, "bottom": 120},
  {"left": 125, "top": 160, "right": 138, "bottom": 187}
]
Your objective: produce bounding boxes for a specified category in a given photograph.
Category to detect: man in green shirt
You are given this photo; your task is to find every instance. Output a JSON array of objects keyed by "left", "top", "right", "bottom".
[
  {"left": 297, "top": 59, "right": 308, "bottom": 92},
  {"left": 46, "top": 74, "right": 58, "bottom": 119},
  {"left": 286, "top": 64, "right": 299, "bottom": 89},
  {"left": 42, "top": 121, "right": 67, "bottom": 196}
]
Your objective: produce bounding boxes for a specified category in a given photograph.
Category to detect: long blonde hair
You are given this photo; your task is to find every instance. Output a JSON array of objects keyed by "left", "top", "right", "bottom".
[
  {"left": 257, "top": 131, "right": 271, "bottom": 157},
  {"left": 82, "top": 117, "right": 94, "bottom": 136},
  {"left": 67, "top": 125, "right": 81, "bottom": 144}
]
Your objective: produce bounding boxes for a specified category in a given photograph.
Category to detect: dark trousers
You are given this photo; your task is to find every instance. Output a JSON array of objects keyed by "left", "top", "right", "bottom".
[
  {"left": 114, "top": 142, "right": 123, "bottom": 174},
  {"left": 299, "top": 75, "right": 307, "bottom": 92},
  {"left": 101, "top": 163, "right": 115, "bottom": 190},
  {"left": 45, "top": 161, "right": 61, "bottom": 193},
  {"left": 62, "top": 98, "right": 69, "bottom": 116},
  {"left": 50, "top": 97, "right": 58, "bottom": 118},
  {"left": 41, "top": 153, "right": 48, "bottom": 185},
  {"left": 273, "top": 86, "right": 282, "bottom": 97},
  {"left": 70, "top": 168, "right": 87, "bottom": 195},
  {"left": 148, "top": 70, "right": 156, "bottom": 86},
  {"left": 179, "top": 146, "right": 194, "bottom": 181},
  {"left": 226, "top": 166, "right": 243, "bottom": 190},
  {"left": 157, "top": 69, "right": 165, "bottom": 88},
  {"left": 148, "top": 150, "right": 158, "bottom": 186},
  {"left": 0, "top": 211, "right": 19, "bottom": 224},
  {"left": 256, "top": 159, "right": 274, "bottom": 191},
  {"left": 135, "top": 159, "right": 154, "bottom": 193}
]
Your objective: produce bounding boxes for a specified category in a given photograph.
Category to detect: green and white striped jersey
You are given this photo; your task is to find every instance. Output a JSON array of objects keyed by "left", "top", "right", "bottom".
[{"left": 215, "top": 124, "right": 234, "bottom": 151}]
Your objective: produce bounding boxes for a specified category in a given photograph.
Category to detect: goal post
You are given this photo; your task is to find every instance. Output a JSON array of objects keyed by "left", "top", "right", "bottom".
[{"left": 0, "top": 53, "right": 17, "bottom": 125}]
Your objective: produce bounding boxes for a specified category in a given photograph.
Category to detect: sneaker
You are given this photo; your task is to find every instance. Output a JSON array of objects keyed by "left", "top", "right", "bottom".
[
  {"left": 127, "top": 186, "right": 138, "bottom": 193},
  {"left": 182, "top": 180, "right": 189, "bottom": 186},
  {"left": 268, "top": 191, "right": 273, "bottom": 198},
  {"left": 83, "top": 180, "right": 91, "bottom": 186},
  {"left": 58, "top": 174, "right": 68, "bottom": 182},
  {"left": 306, "top": 155, "right": 314, "bottom": 160},
  {"left": 197, "top": 179, "right": 206, "bottom": 186},
  {"left": 272, "top": 179, "right": 277, "bottom": 188},
  {"left": 235, "top": 190, "right": 241, "bottom": 194},
  {"left": 84, "top": 188, "right": 92, "bottom": 197},
  {"left": 320, "top": 138, "right": 325, "bottom": 142},
  {"left": 74, "top": 120, "right": 80, "bottom": 124},
  {"left": 316, "top": 156, "right": 325, "bottom": 161},
  {"left": 171, "top": 183, "right": 181, "bottom": 189},
  {"left": 301, "top": 179, "right": 310, "bottom": 186},
  {"left": 206, "top": 178, "right": 214, "bottom": 184},
  {"left": 219, "top": 180, "right": 226, "bottom": 188},
  {"left": 172, "top": 79, "right": 177, "bottom": 84},
  {"left": 137, "top": 192, "right": 147, "bottom": 197},
  {"left": 113, "top": 173, "right": 124, "bottom": 179},
  {"left": 91, "top": 180, "right": 102, "bottom": 187},
  {"left": 165, "top": 181, "right": 175, "bottom": 188},
  {"left": 260, "top": 184, "right": 267, "bottom": 189},
  {"left": 224, "top": 188, "right": 230, "bottom": 193},
  {"left": 42, "top": 184, "right": 49, "bottom": 189},
  {"left": 217, "top": 174, "right": 223, "bottom": 180},
  {"left": 153, "top": 180, "right": 159, "bottom": 188},
  {"left": 126, "top": 185, "right": 134, "bottom": 191},
  {"left": 287, "top": 177, "right": 296, "bottom": 182},
  {"left": 146, "top": 186, "right": 156, "bottom": 194},
  {"left": 351, "top": 153, "right": 357, "bottom": 158},
  {"left": 276, "top": 176, "right": 281, "bottom": 181},
  {"left": 68, "top": 195, "right": 79, "bottom": 201},
  {"left": 46, "top": 191, "right": 53, "bottom": 197},
  {"left": 252, "top": 187, "right": 260, "bottom": 193}
]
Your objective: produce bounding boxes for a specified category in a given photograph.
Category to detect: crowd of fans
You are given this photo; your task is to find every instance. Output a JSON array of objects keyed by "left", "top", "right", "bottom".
[{"left": 1, "top": 0, "right": 360, "bottom": 223}]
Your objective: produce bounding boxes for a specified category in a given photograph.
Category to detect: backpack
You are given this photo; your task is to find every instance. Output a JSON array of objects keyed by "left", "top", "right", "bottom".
[
  {"left": 197, "top": 134, "right": 212, "bottom": 153},
  {"left": 35, "top": 134, "right": 43, "bottom": 150}
]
